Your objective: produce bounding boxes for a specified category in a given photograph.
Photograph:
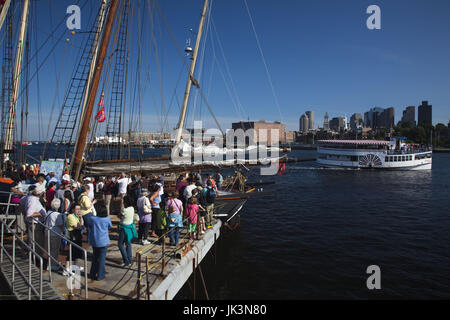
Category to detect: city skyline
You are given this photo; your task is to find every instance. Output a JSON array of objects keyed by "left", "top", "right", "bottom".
[{"left": 297, "top": 100, "right": 442, "bottom": 132}]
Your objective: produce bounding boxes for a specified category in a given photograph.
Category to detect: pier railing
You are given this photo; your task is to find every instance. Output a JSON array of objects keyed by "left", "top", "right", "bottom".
[
  {"left": 32, "top": 219, "right": 89, "bottom": 299},
  {"left": 135, "top": 215, "right": 193, "bottom": 300},
  {"left": 0, "top": 191, "right": 88, "bottom": 299},
  {"left": 0, "top": 218, "right": 44, "bottom": 300}
]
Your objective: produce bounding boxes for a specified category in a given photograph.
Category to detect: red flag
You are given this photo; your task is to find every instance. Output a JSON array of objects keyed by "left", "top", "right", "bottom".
[
  {"left": 98, "top": 91, "right": 105, "bottom": 107},
  {"left": 95, "top": 107, "right": 105, "bottom": 123},
  {"left": 277, "top": 163, "right": 286, "bottom": 176},
  {"left": 95, "top": 91, "right": 105, "bottom": 122}
]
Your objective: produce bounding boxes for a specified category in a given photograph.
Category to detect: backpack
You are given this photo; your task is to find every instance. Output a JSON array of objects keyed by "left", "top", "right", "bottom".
[{"left": 206, "top": 187, "right": 216, "bottom": 204}]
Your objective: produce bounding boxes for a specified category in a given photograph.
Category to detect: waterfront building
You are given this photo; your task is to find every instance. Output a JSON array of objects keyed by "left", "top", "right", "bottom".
[
  {"left": 285, "top": 131, "right": 295, "bottom": 143},
  {"left": 401, "top": 106, "right": 416, "bottom": 126},
  {"left": 231, "top": 120, "right": 286, "bottom": 146},
  {"left": 418, "top": 101, "right": 432, "bottom": 125}
]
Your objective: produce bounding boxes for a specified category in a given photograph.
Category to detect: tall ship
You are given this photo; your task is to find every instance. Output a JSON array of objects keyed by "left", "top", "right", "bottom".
[{"left": 317, "top": 137, "right": 432, "bottom": 170}]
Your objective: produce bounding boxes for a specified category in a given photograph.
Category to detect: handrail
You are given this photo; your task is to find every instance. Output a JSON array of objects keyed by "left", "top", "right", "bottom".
[
  {"left": 135, "top": 208, "right": 208, "bottom": 299},
  {"left": 1, "top": 218, "right": 43, "bottom": 300},
  {"left": 0, "top": 191, "right": 89, "bottom": 299},
  {"left": 33, "top": 219, "right": 89, "bottom": 299}
]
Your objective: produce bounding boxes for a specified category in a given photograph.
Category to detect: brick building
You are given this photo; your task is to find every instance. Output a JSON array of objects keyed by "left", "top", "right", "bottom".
[{"left": 231, "top": 121, "right": 286, "bottom": 146}]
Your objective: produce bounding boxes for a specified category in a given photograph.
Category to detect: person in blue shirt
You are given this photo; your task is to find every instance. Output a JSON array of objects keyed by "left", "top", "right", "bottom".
[{"left": 87, "top": 206, "right": 112, "bottom": 281}]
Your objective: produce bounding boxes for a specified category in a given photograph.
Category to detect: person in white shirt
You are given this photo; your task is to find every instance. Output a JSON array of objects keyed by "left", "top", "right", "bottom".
[
  {"left": 183, "top": 178, "right": 197, "bottom": 201},
  {"left": 117, "top": 173, "right": 130, "bottom": 195},
  {"left": 25, "top": 185, "right": 46, "bottom": 257},
  {"left": 96, "top": 177, "right": 105, "bottom": 193},
  {"left": 84, "top": 177, "right": 95, "bottom": 201},
  {"left": 44, "top": 198, "right": 64, "bottom": 271},
  {"left": 117, "top": 172, "right": 130, "bottom": 208},
  {"left": 137, "top": 189, "right": 152, "bottom": 245}
]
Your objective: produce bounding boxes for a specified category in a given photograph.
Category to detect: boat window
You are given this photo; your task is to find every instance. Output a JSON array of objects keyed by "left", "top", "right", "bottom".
[
  {"left": 393, "top": 156, "right": 397, "bottom": 162},
  {"left": 409, "top": 156, "right": 412, "bottom": 161},
  {"left": 385, "top": 157, "right": 389, "bottom": 162},
  {"left": 401, "top": 156, "right": 405, "bottom": 162},
  {"left": 426, "top": 153, "right": 431, "bottom": 158},
  {"left": 351, "top": 156, "right": 358, "bottom": 162}
]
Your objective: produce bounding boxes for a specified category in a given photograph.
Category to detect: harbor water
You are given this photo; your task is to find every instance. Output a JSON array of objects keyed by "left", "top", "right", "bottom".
[
  {"left": 177, "top": 150, "right": 450, "bottom": 299},
  {"left": 20, "top": 146, "right": 450, "bottom": 299}
]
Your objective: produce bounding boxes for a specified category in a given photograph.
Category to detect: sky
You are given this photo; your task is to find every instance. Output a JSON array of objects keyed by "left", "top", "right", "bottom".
[{"left": 3, "top": 0, "right": 450, "bottom": 141}]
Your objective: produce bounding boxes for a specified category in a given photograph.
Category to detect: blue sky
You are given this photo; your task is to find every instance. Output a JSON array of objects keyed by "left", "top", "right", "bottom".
[{"left": 4, "top": 0, "right": 450, "bottom": 141}]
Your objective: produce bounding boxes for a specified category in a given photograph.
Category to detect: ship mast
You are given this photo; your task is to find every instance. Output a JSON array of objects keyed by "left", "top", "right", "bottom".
[
  {"left": 71, "top": 0, "right": 119, "bottom": 181},
  {"left": 174, "top": 0, "right": 209, "bottom": 144},
  {"left": 70, "top": 0, "right": 108, "bottom": 174},
  {"left": 0, "top": 0, "right": 11, "bottom": 32},
  {"left": 3, "top": 0, "right": 29, "bottom": 162}
]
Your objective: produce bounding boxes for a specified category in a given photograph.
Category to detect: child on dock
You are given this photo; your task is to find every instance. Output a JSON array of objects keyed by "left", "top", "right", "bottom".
[{"left": 185, "top": 196, "right": 205, "bottom": 240}]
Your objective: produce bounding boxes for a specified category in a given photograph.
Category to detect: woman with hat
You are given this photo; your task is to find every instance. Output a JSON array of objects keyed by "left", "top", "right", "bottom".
[{"left": 137, "top": 188, "right": 152, "bottom": 245}]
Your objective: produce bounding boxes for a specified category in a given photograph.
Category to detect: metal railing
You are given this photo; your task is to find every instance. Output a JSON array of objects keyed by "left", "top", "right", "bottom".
[
  {"left": 1, "top": 218, "right": 43, "bottom": 300},
  {"left": 386, "top": 148, "right": 432, "bottom": 155},
  {"left": 135, "top": 213, "right": 203, "bottom": 300},
  {"left": 32, "top": 219, "right": 89, "bottom": 299},
  {"left": 0, "top": 191, "right": 89, "bottom": 299}
]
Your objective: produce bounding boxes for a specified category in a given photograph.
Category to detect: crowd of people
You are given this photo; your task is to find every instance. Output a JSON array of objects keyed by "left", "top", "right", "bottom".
[{"left": 0, "top": 161, "right": 224, "bottom": 283}]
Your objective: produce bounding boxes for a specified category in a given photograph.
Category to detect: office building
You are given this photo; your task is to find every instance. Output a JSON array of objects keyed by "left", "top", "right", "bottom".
[
  {"left": 299, "top": 114, "right": 309, "bottom": 132},
  {"left": 323, "top": 112, "right": 329, "bottom": 131},
  {"left": 418, "top": 101, "right": 432, "bottom": 125},
  {"left": 305, "top": 111, "right": 314, "bottom": 131},
  {"left": 329, "top": 117, "right": 345, "bottom": 132},
  {"left": 231, "top": 120, "right": 286, "bottom": 146},
  {"left": 350, "top": 113, "right": 363, "bottom": 131},
  {"left": 401, "top": 106, "right": 416, "bottom": 126}
]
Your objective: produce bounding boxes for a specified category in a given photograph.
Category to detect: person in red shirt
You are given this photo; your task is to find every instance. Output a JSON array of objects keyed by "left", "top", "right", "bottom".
[{"left": 45, "top": 182, "right": 57, "bottom": 210}]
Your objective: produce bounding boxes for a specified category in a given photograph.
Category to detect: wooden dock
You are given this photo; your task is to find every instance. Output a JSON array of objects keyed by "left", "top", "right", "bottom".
[{"left": 42, "top": 214, "right": 222, "bottom": 300}]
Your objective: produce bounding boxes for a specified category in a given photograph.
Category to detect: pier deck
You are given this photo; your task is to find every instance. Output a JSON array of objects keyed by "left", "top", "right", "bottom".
[{"left": 46, "top": 215, "right": 222, "bottom": 300}]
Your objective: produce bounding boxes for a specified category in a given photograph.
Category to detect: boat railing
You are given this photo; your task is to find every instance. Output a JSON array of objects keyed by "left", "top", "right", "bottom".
[
  {"left": 386, "top": 148, "right": 432, "bottom": 155},
  {"left": 318, "top": 146, "right": 386, "bottom": 152}
]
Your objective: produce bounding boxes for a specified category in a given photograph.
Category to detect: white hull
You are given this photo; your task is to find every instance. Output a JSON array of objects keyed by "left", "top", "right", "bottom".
[{"left": 317, "top": 147, "right": 432, "bottom": 170}]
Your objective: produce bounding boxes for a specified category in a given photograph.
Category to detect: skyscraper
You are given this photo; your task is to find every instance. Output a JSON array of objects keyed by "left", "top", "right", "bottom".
[
  {"left": 350, "top": 113, "right": 363, "bottom": 131},
  {"left": 379, "top": 107, "right": 395, "bottom": 129},
  {"left": 364, "top": 107, "right": 393, "bottom": 129},
  {"left": 299, "top": 114, "right": 309, "bottom": 132},
  {"left": 329, "top": 117, "right": 345, "bottom": 132},
  {"left": 418, "top": 101, "right": 432, "bottom": 125},
  {"left": 305, "top": 111, "right": 314, "bottom": 131},
  {"left": 323, "top": 112, "right": 329, "bottom": 131},
  {"left": 401, "top": 106, "right": 415, "bottom": 126}
]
